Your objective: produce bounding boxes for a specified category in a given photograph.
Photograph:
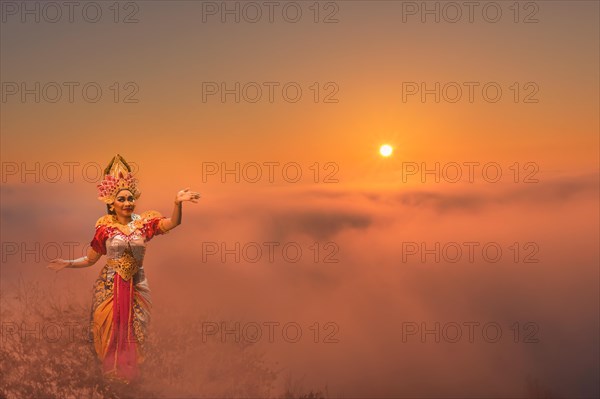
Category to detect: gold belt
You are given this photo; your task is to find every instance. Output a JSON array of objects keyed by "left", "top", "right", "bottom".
[{"left": 107, "top": 246, "right": 139, "bottom": 281}]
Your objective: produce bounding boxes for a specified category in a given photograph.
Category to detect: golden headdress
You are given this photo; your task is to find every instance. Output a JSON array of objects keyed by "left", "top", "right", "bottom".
[{"left": 97, "top": 154, "right": 141, "bottom": 204}]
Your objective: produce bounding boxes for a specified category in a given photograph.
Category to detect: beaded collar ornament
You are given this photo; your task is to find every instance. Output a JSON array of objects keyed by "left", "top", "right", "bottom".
[{"left": 97, "top": 154, "right": 141, "bottom": 204}]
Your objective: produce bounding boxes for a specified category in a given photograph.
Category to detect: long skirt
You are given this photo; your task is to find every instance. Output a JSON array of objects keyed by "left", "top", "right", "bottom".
[{"left": 89, "top": 265, "right": 152, "bottom": 383}]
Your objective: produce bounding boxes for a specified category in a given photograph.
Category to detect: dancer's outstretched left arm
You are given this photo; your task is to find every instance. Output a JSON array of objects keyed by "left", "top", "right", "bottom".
[{"left": 160, "top": 187, "right": 201, "bottom": 232}]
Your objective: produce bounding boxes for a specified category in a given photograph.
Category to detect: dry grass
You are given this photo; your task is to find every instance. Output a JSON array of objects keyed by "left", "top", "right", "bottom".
[{"left": 0, "top": 275, "right": 326, "bottom": 399}]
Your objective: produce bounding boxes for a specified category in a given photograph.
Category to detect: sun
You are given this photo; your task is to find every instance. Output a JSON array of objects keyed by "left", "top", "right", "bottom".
[{"left": 379, "top": 144, "right": 393, "bottom": 157}]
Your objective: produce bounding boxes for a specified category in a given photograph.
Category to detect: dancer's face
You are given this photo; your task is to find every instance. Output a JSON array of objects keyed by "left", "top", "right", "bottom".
[{"left": 113, "top": 189, "right": 136, "bottom": 218}]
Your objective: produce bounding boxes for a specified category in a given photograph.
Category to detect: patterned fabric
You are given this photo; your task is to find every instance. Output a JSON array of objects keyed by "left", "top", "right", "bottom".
[{"left": 88, "top": 211, "right": 167, "bottom": 383}]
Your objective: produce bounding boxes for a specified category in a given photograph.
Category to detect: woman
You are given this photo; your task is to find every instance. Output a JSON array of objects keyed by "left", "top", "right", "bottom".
[{"left": 47, "top": 154, "right": 200, "bottom": 384}]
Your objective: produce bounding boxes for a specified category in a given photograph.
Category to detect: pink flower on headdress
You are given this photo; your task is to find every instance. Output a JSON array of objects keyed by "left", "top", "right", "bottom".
[{"left": 97, "top": 172, "right": 140, "bottom": 204}]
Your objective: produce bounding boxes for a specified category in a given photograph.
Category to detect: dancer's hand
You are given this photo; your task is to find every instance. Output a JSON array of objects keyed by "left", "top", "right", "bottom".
[
  {"left": 47, "top": 258, "right": 70, "bottom": 272},
  {"left": 175, "top": 187, "right": 201, "bottom": 204}
]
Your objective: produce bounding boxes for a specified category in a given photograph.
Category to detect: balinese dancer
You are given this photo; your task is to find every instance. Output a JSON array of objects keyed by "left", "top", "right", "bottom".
[{"left": 47, "top": 154, "right": 200, "bottom": 383}]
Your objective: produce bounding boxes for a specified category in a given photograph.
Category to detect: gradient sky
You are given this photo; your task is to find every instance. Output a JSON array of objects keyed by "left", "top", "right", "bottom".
[{"left": 1, "top": 1, "right": 599, "bottom": 397}]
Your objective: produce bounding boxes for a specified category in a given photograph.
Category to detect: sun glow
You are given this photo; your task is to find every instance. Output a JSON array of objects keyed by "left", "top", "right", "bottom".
[{"left": 379, "top": 144, "right": 393, "bottom": 157}]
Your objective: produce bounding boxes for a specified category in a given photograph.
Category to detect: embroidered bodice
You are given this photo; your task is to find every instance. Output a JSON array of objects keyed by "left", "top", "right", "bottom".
[{"left": 90, "top": 211, "right": 168, "bottom": 280}]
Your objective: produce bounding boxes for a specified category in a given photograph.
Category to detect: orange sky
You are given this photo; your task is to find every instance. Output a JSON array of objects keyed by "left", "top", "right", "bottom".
[{"left": 1, "top": 1, "right": 599, "bottom": 397}]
